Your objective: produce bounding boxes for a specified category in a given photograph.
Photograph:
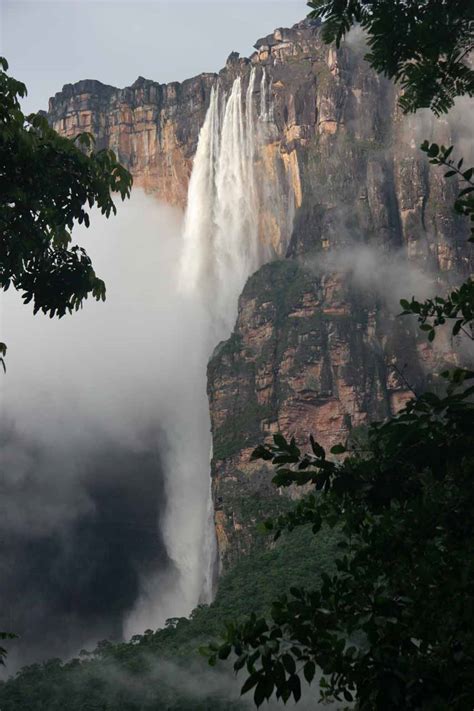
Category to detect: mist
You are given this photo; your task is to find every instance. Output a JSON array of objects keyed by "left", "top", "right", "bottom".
[
  {"left": 0, "top": 190, "right": 215, "bottom": 669},
  {"left": 0, "top": 61, "right": 286, "bottom": 670},
  {"left": 306, "top": 244, "right": 436, "bottom": 312},
  {"left": 52, "top": 650, "right": 342, "bottom": 710}
]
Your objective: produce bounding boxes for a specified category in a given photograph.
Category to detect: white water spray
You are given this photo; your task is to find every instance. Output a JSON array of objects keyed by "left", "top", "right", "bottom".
[
  {"left": 260, "top": 69, "right": 267, "bottom": 120},
  {"left": 259, "top": 67, "right": 273, "bottom": 122}
]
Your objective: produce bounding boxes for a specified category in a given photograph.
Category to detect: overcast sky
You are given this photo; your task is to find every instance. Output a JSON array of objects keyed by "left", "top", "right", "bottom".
[{"left": 1, "top": 0, "right": 305, "bottom": 113}]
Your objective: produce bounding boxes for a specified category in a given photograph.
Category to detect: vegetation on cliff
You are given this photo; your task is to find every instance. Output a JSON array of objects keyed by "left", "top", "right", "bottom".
[{"left": 0, "top": 524, "right": 339, "bottom": 709}]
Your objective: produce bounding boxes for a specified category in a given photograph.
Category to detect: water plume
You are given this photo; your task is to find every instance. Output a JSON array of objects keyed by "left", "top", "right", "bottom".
[{"left": 0, "top": 194, "right": 187, "bottom": 667}]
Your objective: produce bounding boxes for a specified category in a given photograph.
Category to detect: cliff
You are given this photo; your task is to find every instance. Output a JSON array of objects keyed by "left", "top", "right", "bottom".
[
  {"left": 49, "top": 19, "right": 472, "bottom": 573},
  {"left": 48, "top": 73, "right": 215, "bottom": 206}
]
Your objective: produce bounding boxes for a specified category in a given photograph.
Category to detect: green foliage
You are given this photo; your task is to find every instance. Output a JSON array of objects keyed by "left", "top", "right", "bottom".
[
  {"left": 400, "top": 279, "right": 474, "bottom": 343},
  {"left": 0, "top": 56, "right": 132, "bottom": 327},
  {"left": 0, "top": 517, "right": 339, "bottom": 710},
  {"left": 307, "top": 0, "right": 474, "bottom": 115},
  {"left": 420, "top": 141, "right": 474, "bottom": 239}
]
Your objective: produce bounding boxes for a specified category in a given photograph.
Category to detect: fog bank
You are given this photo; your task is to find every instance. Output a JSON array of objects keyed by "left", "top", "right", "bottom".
[{"left": 0, "top": 191, "right": 214, "bottom": 668}]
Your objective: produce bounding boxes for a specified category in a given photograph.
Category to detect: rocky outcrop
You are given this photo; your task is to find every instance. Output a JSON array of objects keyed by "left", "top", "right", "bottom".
[
  {"left": 207, "top": 258, "right": 455, "bottom": 570},
  {"left": 50, "top": 18, "right": 472, "bottom": 573},
  {"left": 48, "top": 74, "right": 215, "bottom": 206}
]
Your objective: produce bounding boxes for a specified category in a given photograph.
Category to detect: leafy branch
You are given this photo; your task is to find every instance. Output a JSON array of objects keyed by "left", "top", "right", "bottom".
[
  {"left": 420, "top": 141, "right": 474, "bottom": 239},
  {"left": 0, "top": 342, "right": 6, "bottom": 373},
  {"left": 0, "top": 56, "right": 133, "bottom": 374},
  {"left": 0, "top": 633, "right": 17, "bottom": 666},
  {"left": 307, "top": 0, "right": 474, "bottom": 115},
  {"left": 205, "top": 370, "right": 474, "bottom": 707}
]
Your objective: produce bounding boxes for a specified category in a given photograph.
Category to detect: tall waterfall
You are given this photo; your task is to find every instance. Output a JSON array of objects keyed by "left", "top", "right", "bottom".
[
  {"left": 126, "top": 68, "right": 280, "bottom": 635},
  {"left": 180, "top": 67, "right": 270, "bottom": 335},
  {"left": 175, "top": 67, "right": 272, "bottom": 604}
]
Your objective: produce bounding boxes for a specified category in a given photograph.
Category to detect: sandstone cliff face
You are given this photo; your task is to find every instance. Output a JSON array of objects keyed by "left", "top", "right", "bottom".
[
  {"left": 48, "top": 20, "right": 470, "bottom": 265},
  {"left": 209, "top": 22, "right": 472, "bottom": 570},
  {"left": 49, "top": 74, "right": 215, "bottom": 206},
  {"left": 50, "top": 19, "right": 472, "bottom": 573},
  {"left": 208, "top": 260, "right": 452, "bottom": 570}
]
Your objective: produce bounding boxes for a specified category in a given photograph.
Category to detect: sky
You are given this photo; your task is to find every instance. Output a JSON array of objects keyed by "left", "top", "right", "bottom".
[{"left": 0, "top": 0, "right": 305, "bottom": 113}]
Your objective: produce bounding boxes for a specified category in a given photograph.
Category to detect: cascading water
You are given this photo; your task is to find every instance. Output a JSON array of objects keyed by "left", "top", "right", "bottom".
[
  {"left": 127, "top": 67, "right": 283, "bottom": 634},
  {"left": 260, "top": 69, "right": 267, "bottom": 120},
  {"left": 176, "top": 66, "right": 274, "bottom": 602},
  {"left": 180, "top": 67, "right": 271, "bottom": 336}
]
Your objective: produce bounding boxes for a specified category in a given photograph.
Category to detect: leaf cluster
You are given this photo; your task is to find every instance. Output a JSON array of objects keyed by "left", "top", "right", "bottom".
[
  {"left": 307, "top": 0, "right": 474, "bottom": 114},
  {"left": 0, "top": 57, "right": 132, "bottom": 321},
  {"left": 0, "top": 633, "right": 17, "bottom": 667},
  {"left": 420, "top": 141, "right": 474, "bottom": 239},
  {"left": 400, "top": 280, "right": 474, "bottom": 343}
]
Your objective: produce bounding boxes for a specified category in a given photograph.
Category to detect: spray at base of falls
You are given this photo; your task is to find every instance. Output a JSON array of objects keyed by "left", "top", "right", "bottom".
[{"left": 126, "top": 68, "right": 288, "bottom": 634}]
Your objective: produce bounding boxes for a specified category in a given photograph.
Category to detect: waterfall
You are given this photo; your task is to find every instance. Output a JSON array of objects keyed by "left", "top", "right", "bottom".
[
  {"left": 213, "top": 71, "right": 260, "bottom": 331},
  {"left": 126, "top": 68, "right": 281, "bottom": 635},
  {"left": 259, "top": 68, "right": 274, "bottom": 123},
  {"left": 260, "top": 68, "right": 267, "bottom": 120},
  {"left": 175, "top": 67, "right": 268, "bottom": 605},
  {"left": 156, "top": 68, "right": 273, "bottom": 611},
  {"left": 178, "top": 86, "right": 220, "bottom": 298},
  {"left": 180, "top": 67, "right": 269, "bottom": 336}
]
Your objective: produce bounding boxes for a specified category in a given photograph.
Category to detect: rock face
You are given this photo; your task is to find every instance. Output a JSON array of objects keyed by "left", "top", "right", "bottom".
[
  {"left": 50, "top": 19, "right": 472, "bottom": 573},
  {"left": 48, "top": 74, "right": 215, "bottom": 206}
]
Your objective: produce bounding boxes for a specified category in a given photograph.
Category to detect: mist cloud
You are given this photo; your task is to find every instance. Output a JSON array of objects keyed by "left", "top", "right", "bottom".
[
  {"left": 53, "top": 650, "right": 341, "bottom": 710},
  {"left": 306, "top": 244, "right": 435, "bottom": 312},
  {"left": 0, "top": 191, "right": 213, "bottom": 670}
]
